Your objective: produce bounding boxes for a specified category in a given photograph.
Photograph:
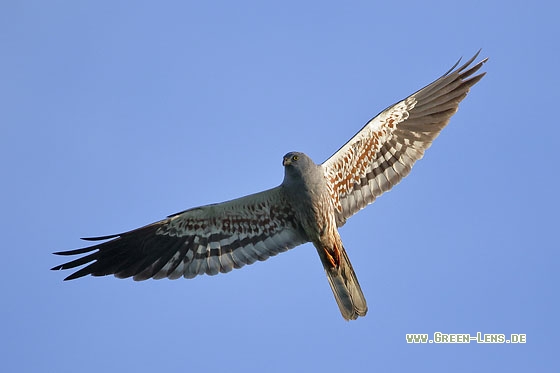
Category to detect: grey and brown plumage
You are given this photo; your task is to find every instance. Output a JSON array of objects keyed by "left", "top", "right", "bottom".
[{"left": 52, "top": 52, "right": 487, "bottom": 320}]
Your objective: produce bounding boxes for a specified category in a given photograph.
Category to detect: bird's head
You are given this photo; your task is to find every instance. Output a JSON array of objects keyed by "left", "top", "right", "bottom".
[
  {"left": 282, "top": 152, "right": 320, "bottom": 185},
  {"left": 282, "top": 151, "right": 306, "bottom": 167}
]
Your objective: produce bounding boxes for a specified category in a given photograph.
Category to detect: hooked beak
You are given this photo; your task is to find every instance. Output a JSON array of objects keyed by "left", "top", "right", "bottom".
[{"left": 283, "top": 157, "right": 291, "bottom": 166}]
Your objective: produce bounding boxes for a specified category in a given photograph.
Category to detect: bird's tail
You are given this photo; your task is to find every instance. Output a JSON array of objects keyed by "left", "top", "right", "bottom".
[{"left": 320, "top": 245, "right": 368, "bottom": 320}]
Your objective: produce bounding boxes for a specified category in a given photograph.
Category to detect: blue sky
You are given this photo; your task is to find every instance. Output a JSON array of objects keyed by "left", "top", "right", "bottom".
[{"left": 2, "top": 1, "right": 558, "bottom": 372}]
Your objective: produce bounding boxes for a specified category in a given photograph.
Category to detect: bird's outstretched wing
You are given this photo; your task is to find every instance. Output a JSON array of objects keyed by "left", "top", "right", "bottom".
[
  {"left": 322, "top": 52, "right": 487, "bottom": 226},
  {"left": 51, "top": 187, "right": 307, "bottom": 281}
]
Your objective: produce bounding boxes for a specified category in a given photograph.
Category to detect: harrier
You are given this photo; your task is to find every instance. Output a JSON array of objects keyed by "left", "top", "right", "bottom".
[{"left": 52, "top": 52, "right": 487, "bottom": 320}]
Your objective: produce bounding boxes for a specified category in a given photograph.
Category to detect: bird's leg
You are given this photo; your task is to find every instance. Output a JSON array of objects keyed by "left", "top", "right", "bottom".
[{"left": 324, "top": 244, "right": 341, "bottom": 268}]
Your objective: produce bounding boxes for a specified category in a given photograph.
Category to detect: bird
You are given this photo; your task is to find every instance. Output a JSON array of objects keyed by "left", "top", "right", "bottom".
[{"left": 52, "top": 51, "right": 487, "bottom": 321}]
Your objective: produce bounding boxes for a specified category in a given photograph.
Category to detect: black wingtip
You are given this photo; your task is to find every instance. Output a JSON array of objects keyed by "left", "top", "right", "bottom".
[
  {"left": 51, "top": 220, "right": 170, "bottom": 281},
  {"left": 444, "top": 57, "right": 463, "bottom": 76},
  {"left": 49, "top": 264, "right": 78, "bottom": 281},
  {"left": 52, "top": 246, "right": 99, "bottom": 256},
  {"left": 61, "top": 272, "right": 87, "bottom": 281},
  {"left": 442, "top": 49, "right": 486, "bottom": 77},
  {"left": 81, "top": 233, "right": 121, "bottom": 241}
]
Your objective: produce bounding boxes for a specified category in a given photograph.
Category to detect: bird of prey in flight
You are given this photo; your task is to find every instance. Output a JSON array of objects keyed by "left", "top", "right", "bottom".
[{"left": 52, "top": 52, "right": 487, "bottom": 320}]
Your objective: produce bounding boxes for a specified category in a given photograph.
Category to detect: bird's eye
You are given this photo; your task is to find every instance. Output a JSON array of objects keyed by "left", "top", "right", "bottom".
[{"left": 292, "top": 155, "right": 299, "bottom": 161}]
